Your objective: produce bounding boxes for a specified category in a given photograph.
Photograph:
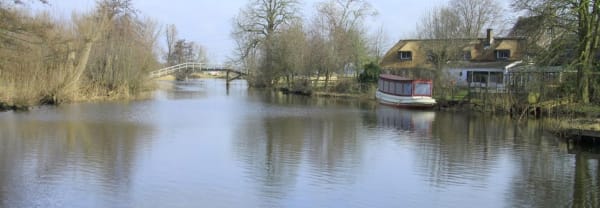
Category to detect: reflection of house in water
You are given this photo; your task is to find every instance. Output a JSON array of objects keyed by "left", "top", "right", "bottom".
[{"left": 376, "top": 106, "right": 435, "bottom": 136}]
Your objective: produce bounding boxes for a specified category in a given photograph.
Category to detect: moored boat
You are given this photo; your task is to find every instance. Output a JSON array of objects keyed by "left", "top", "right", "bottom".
[{"left": 375, "top": 74, "right": 437, "bottom": 108}]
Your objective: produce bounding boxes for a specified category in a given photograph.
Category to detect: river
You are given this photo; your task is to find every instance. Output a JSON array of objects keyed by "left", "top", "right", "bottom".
[{"left": 1, "top": 79, "right": 598, "bottom": 208}]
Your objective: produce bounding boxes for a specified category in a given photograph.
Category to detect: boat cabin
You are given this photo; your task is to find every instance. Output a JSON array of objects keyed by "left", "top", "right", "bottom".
[{"left": 377, "top": 74, "right": 433, "bottom": 97}]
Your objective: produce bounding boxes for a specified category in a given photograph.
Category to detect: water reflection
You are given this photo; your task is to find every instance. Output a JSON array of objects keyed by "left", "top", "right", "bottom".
[
  {"left": 0, "top": 79, "right": 598, "bottom": 207},
  {"left": 376, "top": 106, "right": 435, "bottom": 136},
  {"left": 234, "top": 91, "right": 365, "bottom": 207},
  {"left": 156, "top": 80, "right": 208, "bottom": 100},
  {"left": 571, "top": 152, "right": 600, "bottom": 208},
  {"left": 0, "top": 104, "right": 152, "bottom": 208}
]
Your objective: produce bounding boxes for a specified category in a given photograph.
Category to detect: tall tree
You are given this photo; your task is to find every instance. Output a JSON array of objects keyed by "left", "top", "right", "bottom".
[
  {"left": 312, "top": 0, "right": 376, "bottom": 87},
  {"left": 512, "top": 0, "right": 600, "bottom": 103},
  {"left": 369, "top": 25, "right": 389, "bottom": 64},
  {"left": 86, "top": 0, "right": 161, "bottom": 94},
  {"left": 416, "top": 6, "right": 464, "bottom": 81},
  {"left": 271, "top": 21, "right": 307, "bottom": 88},
  {"left": 450, "top": 0, "right": 504, "bottom": 38},
  {"left": 165, "top": 24, "right": 178, "bottom": 65},
  {"left": 232, "top": 0, "right": 300, "bottom": 87}
]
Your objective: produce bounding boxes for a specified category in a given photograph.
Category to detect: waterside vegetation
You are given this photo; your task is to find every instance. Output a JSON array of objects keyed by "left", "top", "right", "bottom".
[
  {"left": 228, "top": 0, "right": 600, "bottom": 139},
  {"left": 0, "top": 0, "right": 160, "bottom": 110}
]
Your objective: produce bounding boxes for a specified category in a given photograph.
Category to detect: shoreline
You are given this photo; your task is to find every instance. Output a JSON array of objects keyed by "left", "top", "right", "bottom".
[
  {"left": 4, "top": 78, "right": 599, "bottom": 143},
  {"left": 310, "top": 88, "right": 600, "bottom": 143}
]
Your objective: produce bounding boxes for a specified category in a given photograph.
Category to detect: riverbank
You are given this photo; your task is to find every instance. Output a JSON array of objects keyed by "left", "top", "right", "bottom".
[
  {"left": 307, "top": 84, "right": 600, "bottom": 143},
  {"left": 0, "top": 81, "right": 157, "bottom": 112}
]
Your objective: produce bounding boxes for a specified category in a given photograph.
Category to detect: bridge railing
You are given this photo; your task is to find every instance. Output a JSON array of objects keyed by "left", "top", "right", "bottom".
[
  {"left": 149, "top": 62, "right": 203, "bottom": 78},
  {"left": 149, "top": 62, "right": 245, "bottom": 78}
]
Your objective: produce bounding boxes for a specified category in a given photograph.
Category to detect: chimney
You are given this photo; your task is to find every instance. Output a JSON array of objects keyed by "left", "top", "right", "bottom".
[{"left": 486, "top": 29, "right": 494, "bottom": 47}]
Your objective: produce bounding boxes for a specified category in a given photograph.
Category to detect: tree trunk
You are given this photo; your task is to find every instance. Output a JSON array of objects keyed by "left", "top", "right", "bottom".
[
  {"left": 64, "top": 40, "right": 95, "bottom": 90},
  {"left": 576, "top": 0, "right": 595, "bottom": 104}
]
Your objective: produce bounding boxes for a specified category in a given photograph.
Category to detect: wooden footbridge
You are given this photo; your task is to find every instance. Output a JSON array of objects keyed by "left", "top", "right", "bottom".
[{"left": 149, "top": 62, "right": 246, "bottom": 81}]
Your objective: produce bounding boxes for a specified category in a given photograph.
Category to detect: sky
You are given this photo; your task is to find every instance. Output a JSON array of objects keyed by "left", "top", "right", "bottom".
[{"left": 33, "top": 0, "right": 512, "bottom": 63}]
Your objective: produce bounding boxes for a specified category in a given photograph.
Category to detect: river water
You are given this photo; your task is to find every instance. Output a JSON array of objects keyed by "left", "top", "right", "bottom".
[{"left": 0, "top": 79, "right": 598, "bottom": 208}]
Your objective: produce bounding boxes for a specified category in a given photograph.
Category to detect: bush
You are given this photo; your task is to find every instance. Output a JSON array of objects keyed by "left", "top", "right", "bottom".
[{"left": 358, "top": 62, "right": 380, "bottom": 83}]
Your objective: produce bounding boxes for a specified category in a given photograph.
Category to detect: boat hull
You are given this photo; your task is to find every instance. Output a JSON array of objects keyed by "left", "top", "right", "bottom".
[{"left": 376, "top": 90, "right": 437, "bottom": 109}]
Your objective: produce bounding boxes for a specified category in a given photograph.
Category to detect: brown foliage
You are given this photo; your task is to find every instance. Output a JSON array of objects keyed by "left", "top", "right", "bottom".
[{"left": 0, "top": 0, "right": 160, "bottom": 107}]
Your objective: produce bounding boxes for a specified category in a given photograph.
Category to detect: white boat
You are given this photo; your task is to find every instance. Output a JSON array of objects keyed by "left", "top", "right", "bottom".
[{"left": 375, "top": 74, "right": 437, "bottom": 108}]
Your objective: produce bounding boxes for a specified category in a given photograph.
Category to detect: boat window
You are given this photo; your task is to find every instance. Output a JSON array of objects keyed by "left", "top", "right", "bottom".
[
  {"left": 415, "top": 83, "right": 431, "bottom": 96},
  {"left": 395, "top": 82, "right": 403, "bottom": 95},
  {"left": 384, "top": 80, "right": 391, "bottom": 93},
  {"left": 378, "top": 79, "right": 384, "bottom": 90},
  {"left": 402, "top": 83, "right": 412, "bottom": 96}
]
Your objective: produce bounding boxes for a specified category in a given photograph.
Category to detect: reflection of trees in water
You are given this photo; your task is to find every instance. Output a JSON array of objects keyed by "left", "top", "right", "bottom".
[
  {"left": 507, "top": 132, "right": 600, "bottom": 208},
  {"left": 0, "top": 109, "right": 151, "bottom": 207},
  {"left": 414, "top": 112, "right": 599, "bottom": 208},
  {"left": 234, "top": 116, "right": 304, "bottom": 205},
  {"left": 158, "top": 80, "right": 208, "bottom": 100},
  {"left": 412, "top": 113, "right": 522, "bottom": 188},
  {"left": 303, "top": 110, "right": 363, "bottom": 185},
  {"left": 504, "top": 121, "right": 576, "bottom": 208},
  {"left": 571, "top": 154, "right": 599, "bottom": 208},
  {"left": 233, "top": 93, "right": 365, "bottom": 206}
]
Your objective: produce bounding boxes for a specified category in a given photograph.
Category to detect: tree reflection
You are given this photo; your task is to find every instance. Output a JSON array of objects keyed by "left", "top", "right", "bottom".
[
  {"left": 0, "top": 105, "right": 152, "bottom": 207},
  {"left": 571, "top": 153, "right": 600, "bottom": 208},
  {"left": 504, "top": 121, "right": 580, "bottom": 208},
  {"left": 158, "top": 80, "right": 208, "bottom": 100},
  {"left": 419, "top": 113, "right": 514, "bottom": 187},
  {"left": 374, "top": 107, "right": 593, "bottom": 208},
  {"left": 233, "top": 92, "right": 365, "bottom": 206}
]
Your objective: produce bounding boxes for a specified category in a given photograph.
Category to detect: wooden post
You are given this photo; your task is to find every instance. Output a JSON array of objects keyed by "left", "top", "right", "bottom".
[{"left": 226, "top": 70, "right": 230, "bottom": 85}]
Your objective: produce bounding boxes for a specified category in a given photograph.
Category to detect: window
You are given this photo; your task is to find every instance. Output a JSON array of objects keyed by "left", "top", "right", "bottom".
[
  {"left": 402, "top": 83, "right": 412, "bottom": 96},
  {"left": 495, "top": 50, "right": 510, "bottom": 60},
  {"left": 466, "top": 71, "right": 504, "bottom": 85},
  {"left": 395, "top": 82, "right": 403, "bottom": 95},
  {"left": 397, "top": 51, "right": 412, "bottom": 61},
  {"left": 384, "top": 80, "right": 390, "bottom": 93},
  {"left": 415, "top": 83, "right": 432, "bottom": 96}
]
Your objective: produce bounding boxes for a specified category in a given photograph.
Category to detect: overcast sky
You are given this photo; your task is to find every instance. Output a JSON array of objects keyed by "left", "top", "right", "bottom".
[{"left": 35, "top": 0, "right": 512, "bottom": 63}]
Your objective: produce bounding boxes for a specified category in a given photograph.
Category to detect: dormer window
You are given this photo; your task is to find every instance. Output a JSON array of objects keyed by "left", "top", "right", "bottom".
[
  {"left": 397, "top": 51, "right": 412, "bottom": 61},
  {"left": 495, "top": 50, "right": 510, "bottom": 60}
]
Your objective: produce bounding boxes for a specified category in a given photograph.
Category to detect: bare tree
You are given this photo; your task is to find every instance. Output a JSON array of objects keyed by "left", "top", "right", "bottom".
[
  {"left": 450, "top": 0, "right": 504, "bottom": 38},
  {"left": 415, "top": 1, "right": 506, "bottom": 98},
  {"left": 312, "top": 0, "right": 376, "bottom": 87},
  {"left": 369, "top": 24, "right": 389, "bottom": 64},
  {"left": 512, "top": 0, "right": 600, "bottom": 104},
  {"left": 232, "top": 0, "right": 300, "bottom": 87},
  {"left": 85, "top": 0, "right": 161, "bottom": 95},
  {"left": 417, "top": 6, "right": 463, "bottom": 39},
  {"left": 1, "top": 0, "right": 160, "bottom": 107},
  {"left": 165, "top": 24, "right": 178, "bottom": 65},
  {"left": 271, "top": 21, "right": 307, "bottom": 88}
]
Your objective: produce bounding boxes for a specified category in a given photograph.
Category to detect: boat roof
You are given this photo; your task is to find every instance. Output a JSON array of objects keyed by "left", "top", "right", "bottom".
[{"left": 379, "top": 74, "right": 432, "bottom": 82}]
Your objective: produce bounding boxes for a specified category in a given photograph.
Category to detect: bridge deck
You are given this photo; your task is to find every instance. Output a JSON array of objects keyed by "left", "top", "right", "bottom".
[{"left": 149, "top": 62, "right": 245, "bottom": 78}]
